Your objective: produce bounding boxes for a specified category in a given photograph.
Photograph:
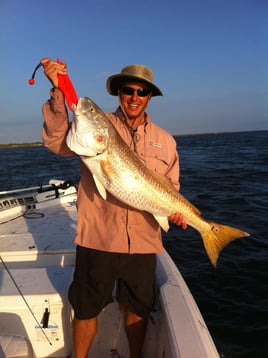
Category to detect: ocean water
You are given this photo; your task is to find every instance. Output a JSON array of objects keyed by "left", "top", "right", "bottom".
[{"left": 1, "top": 130, "right": 267, "bottom": 358}]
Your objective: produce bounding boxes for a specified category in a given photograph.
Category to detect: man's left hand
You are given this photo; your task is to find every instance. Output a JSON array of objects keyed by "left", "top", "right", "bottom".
[{"left": 168, "top": 212, "right": 187, "bottom": 230}]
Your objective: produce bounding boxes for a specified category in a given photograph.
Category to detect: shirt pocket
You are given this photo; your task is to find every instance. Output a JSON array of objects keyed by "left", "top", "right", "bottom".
[{"left": 145, "top": 141, "right": 169, "bottom": 174}]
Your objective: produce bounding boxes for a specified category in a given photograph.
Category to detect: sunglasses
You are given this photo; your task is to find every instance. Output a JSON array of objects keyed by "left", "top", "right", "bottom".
[{"left": 121, "top": 86, "right": 151, "bottom": 97}]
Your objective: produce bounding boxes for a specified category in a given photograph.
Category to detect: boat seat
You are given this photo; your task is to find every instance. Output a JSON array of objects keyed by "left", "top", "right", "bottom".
[{"left": 0, "top": 335, "right": 33, "bottom": 358}]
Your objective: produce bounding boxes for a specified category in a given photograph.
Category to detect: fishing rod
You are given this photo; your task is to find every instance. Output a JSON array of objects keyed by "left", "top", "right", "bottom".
[
  {"left": 0, "top": 184, "right": 52, "bottom": 196},
  {"left": 0, "top": 256, "right": 52, "bottom": 346},
  {"left": 0, "top": 180, "right": 77, "bottom": 196}
]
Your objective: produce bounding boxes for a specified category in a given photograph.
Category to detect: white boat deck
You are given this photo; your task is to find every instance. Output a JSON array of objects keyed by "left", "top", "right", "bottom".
[
  {"left": 0, "top": 192, "right": 77, "bottom": 268},
  {"left": 0, "top": 184, "right": 219, "bottom": 357}
]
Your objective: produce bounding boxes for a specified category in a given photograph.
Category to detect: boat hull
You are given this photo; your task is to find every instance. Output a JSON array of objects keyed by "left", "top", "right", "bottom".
[{"left": 0, "top": 181, "right": 219, "bottom": 357}]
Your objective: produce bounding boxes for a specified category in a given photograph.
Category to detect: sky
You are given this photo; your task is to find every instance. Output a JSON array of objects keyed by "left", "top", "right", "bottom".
[{"left": 0, "top": 0, "right": 267, "bottom": 143}]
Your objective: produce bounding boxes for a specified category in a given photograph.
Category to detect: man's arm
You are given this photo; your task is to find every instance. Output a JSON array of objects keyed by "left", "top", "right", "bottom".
[{"left": 41, "top": 58, "right": 76, "bottom": 157}]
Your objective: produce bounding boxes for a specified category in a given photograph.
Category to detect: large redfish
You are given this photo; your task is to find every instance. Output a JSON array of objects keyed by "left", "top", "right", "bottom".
[{"left": 66, "top": 97, "right": 249, "bottom": 266}]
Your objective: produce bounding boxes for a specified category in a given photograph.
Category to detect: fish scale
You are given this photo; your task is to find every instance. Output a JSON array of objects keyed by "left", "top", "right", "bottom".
[{"left": 66, "top": 97, "right": 249, "bottom": 266}]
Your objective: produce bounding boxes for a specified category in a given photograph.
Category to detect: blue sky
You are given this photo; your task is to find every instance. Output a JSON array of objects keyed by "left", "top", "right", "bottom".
[{"left": 0, "top": 0, "right": 267, "bottom": 143}]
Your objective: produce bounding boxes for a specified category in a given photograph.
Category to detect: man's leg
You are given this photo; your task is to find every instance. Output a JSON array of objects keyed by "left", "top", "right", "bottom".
[
  {"left": 72, "top": 317, "right": 97, "bottom": 358},
  {"left": 125, "top": 310, "right": 147, "bottom": 358},
  {"left": 69, "top": 248, "right": 117, "bottom": 357},
  {"left": 118, "top": 254, "right": 157, "bottom": 358}
]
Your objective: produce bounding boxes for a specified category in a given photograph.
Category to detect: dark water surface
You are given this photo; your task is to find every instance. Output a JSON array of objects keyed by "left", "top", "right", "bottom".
[{"left": 1, "top": 130, "right": 267, "bottom": 357}]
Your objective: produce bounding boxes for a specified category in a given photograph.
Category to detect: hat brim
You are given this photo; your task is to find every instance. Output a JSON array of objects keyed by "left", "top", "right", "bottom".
[{"left": 106, "top": 74, "right": 163, "bottom": 97}]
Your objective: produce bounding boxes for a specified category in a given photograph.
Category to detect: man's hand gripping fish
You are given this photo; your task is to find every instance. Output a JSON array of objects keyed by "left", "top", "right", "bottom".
[{"left": 66, "top": 97, "right": 249, "bottom": 267}]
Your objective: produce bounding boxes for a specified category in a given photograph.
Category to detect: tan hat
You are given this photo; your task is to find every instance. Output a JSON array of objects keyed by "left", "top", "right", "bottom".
[{"left": 106, "top": 64, "right": 163, "bottom": 97}]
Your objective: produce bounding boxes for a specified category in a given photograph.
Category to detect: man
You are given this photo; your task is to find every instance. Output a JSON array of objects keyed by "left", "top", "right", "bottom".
[{"left": 41, "top": 58, "right": 186, "bottom": 358}]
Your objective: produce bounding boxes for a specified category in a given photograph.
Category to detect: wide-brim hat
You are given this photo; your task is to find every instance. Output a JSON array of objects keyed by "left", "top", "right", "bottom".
[{"left": 106, "top": 64, "right": 163, "bottom": 97}]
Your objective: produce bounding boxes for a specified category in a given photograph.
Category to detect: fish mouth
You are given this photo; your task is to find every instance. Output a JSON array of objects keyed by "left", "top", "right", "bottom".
[{"left": 71, "top": 116, "right": 78, "bottom": 132}]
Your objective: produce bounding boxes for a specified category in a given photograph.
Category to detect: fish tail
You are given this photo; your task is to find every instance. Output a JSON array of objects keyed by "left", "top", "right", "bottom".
[{"left": 201, "top": 222, "right": 249, "bottom": 267}]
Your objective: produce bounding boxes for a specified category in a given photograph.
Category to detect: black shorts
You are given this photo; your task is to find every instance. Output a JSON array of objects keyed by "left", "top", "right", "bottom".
[{"left": 68, "top": 246, "right": 159, "bottom": 320}]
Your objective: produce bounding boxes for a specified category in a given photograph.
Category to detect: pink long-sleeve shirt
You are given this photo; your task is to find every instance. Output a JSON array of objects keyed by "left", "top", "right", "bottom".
[{"left": 42, "top": 89, "right": 180, "bottom": 254}]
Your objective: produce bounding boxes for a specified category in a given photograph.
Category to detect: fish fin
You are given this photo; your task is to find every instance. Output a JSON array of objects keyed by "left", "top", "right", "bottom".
[
  {"left": 201, "top": 222, "right": 250, "bottom": 267},
  {"left": 100, "top": 160, "right": 117, "bottom": 183},
  {"left": 177, "top": 192, "right": 202, "bottom": 216},
  {"left": 151, "top": 172, "right": 202, "bottom": 217},
  {"left": 93, "top": 174, "right": 107, "bottom": 200},
  {"left": 154, "top": 216, "right": 170, "bottom": 232}
]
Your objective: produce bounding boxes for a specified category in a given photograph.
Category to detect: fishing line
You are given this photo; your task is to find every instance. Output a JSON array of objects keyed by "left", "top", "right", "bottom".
[
  {"left": 0, "top": 208, "right": 44, "bottom": 225},
  {"left": 0, "top": 214, "right": 25, "bottom": 225},
  {"left": 0, "top": 256, "right": 52, "bottom": 346},
  {"left": 28, "top": 62, "right": 42, "bottom": 85}
]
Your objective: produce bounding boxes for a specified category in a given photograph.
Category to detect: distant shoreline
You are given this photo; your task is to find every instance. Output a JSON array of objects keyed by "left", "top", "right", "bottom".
[
  {"left": 0, "top": 142, "right": 43, "bottom": 149},
  {"left": 0, "top": 129, "right": 267, "bottom": 149}
]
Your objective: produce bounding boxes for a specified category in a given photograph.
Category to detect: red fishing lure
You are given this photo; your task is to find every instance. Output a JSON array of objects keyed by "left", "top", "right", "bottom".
[{"left": 28, "top": 58, "right": 78, "bottom": 110}]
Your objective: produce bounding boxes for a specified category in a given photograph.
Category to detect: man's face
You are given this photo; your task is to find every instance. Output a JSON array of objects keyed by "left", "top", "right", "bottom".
[{"left": 119, "top": 82, "right": 151, "bottom": 120}]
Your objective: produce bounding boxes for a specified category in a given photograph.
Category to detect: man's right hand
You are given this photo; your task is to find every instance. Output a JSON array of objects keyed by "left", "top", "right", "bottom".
[{"left": 41, "top": 58, "right": 68, "bottom": 88}]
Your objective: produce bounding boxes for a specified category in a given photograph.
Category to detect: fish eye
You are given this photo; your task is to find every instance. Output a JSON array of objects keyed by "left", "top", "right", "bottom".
[{"left": 90, "top": 107, "right": 95, "bottom": 112}]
